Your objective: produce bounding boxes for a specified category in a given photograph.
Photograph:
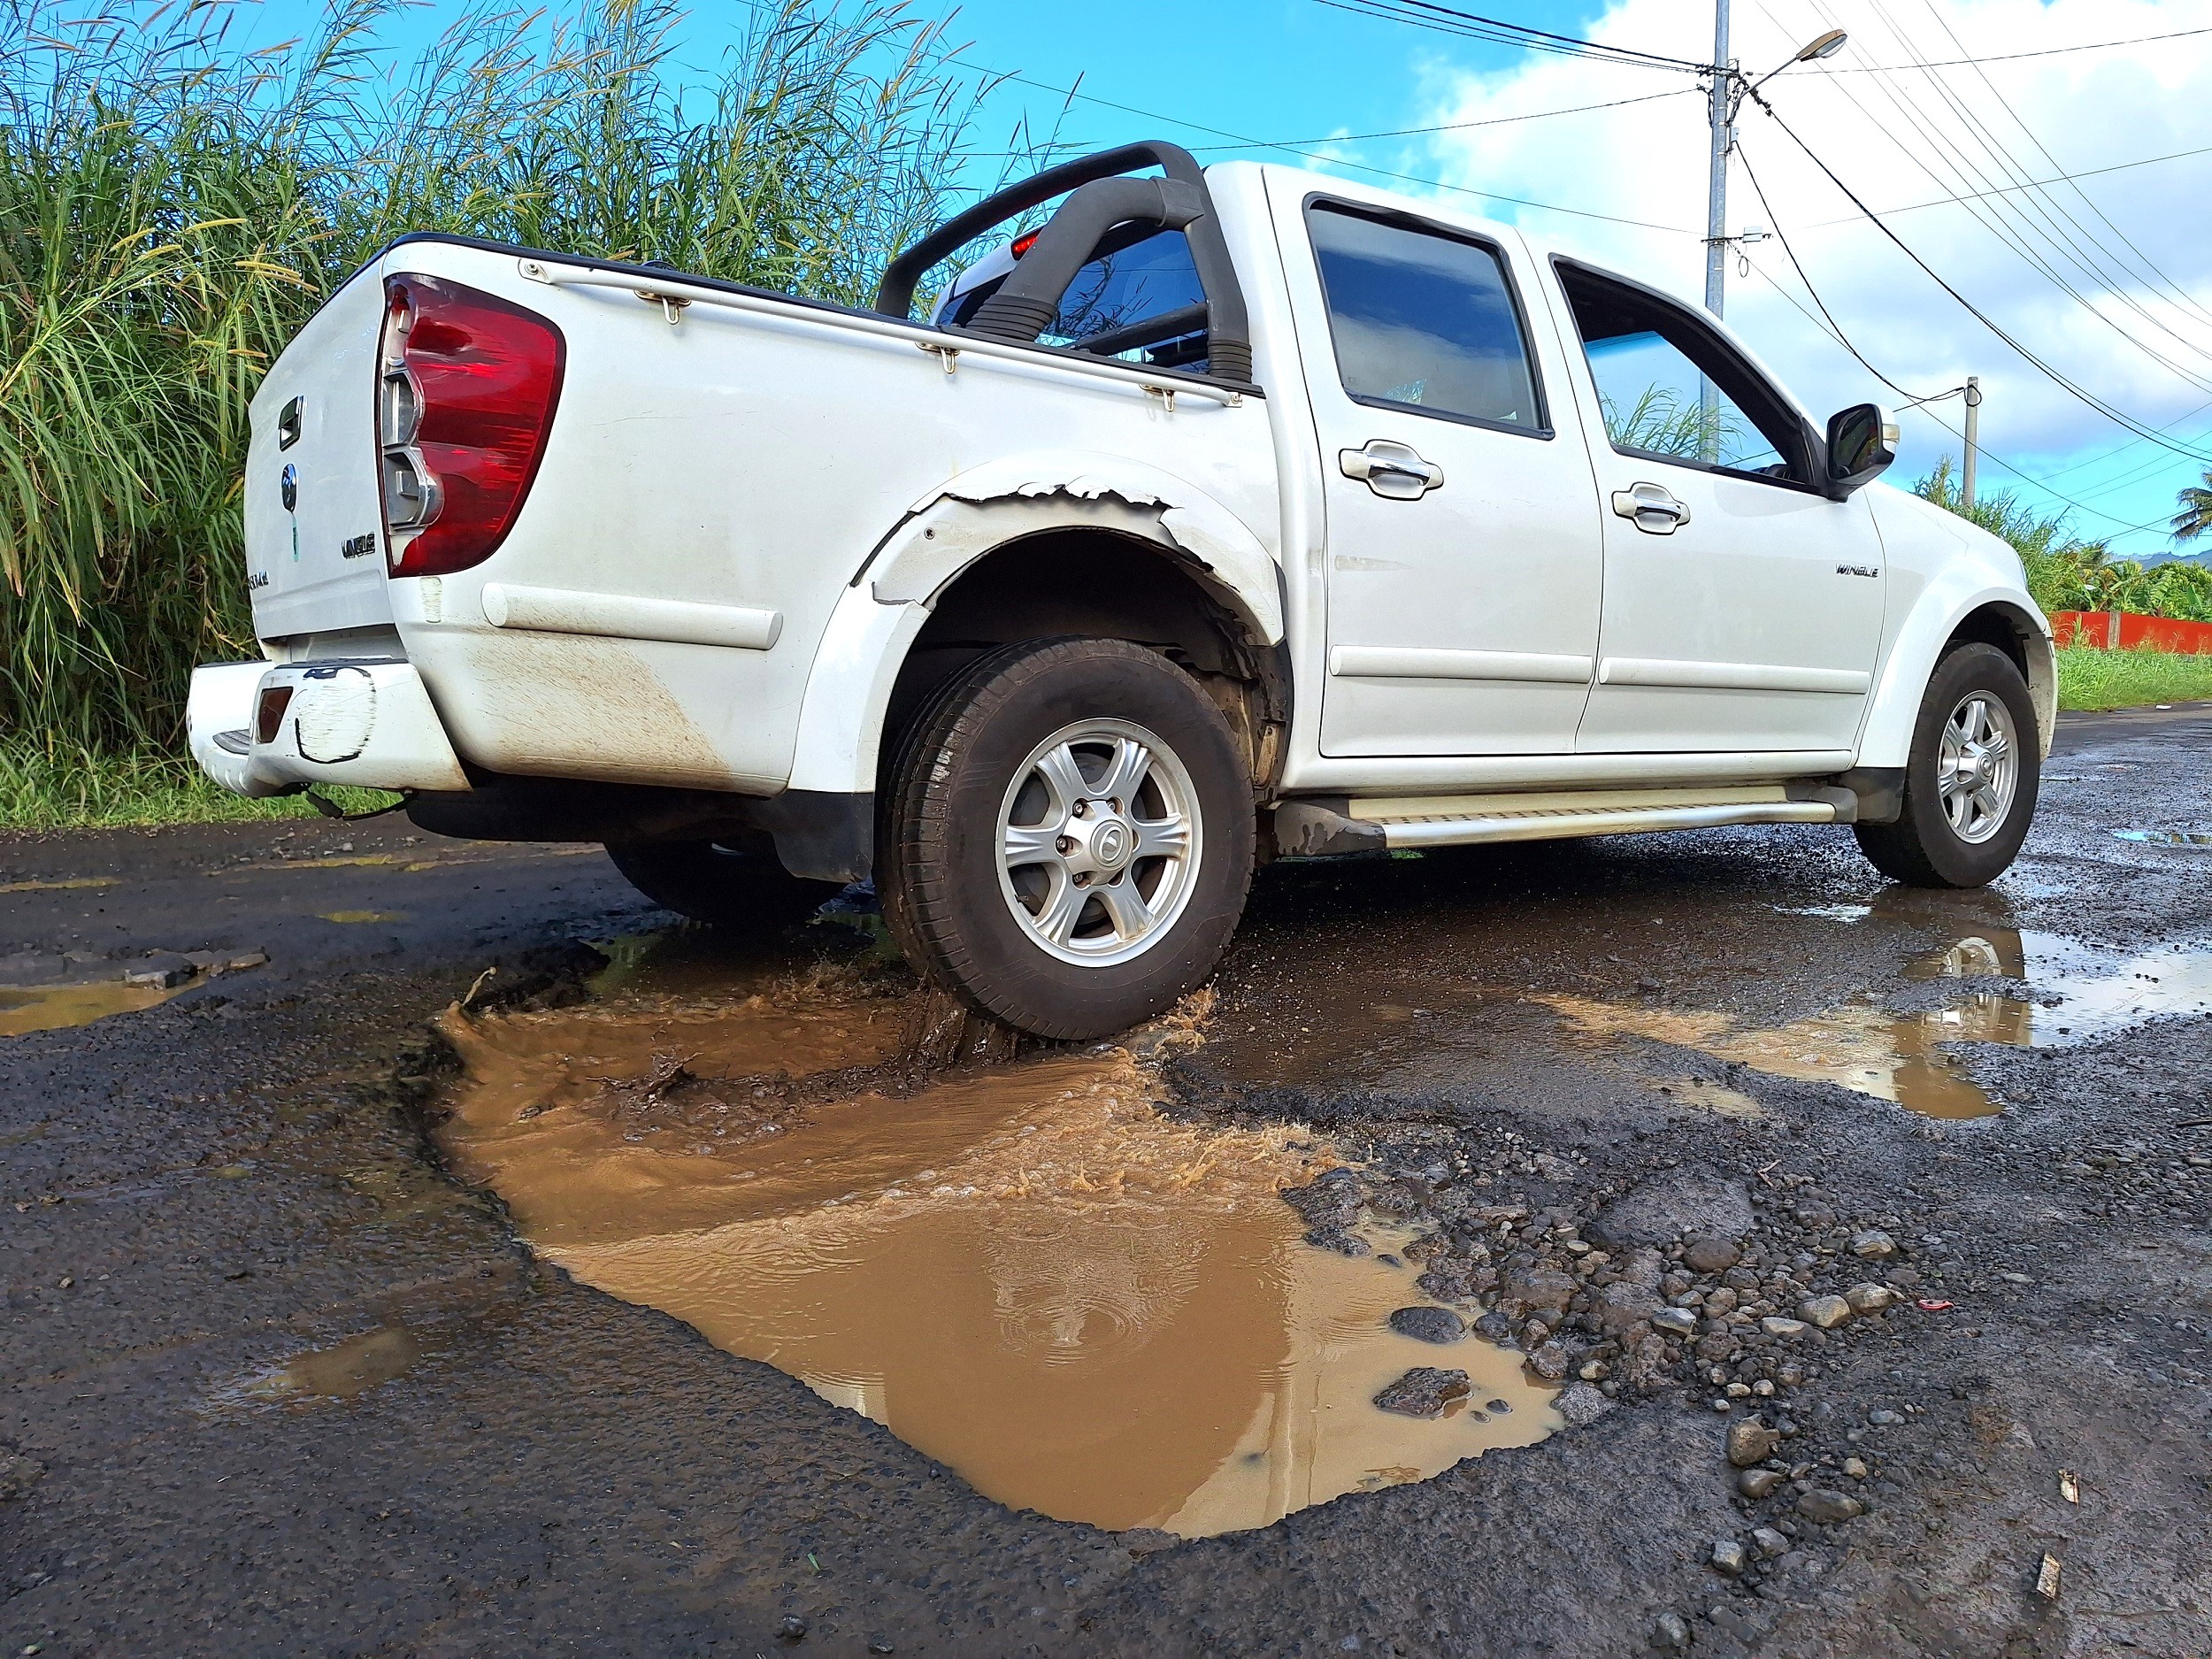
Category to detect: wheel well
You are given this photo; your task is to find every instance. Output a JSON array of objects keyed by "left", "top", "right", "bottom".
[
  {"left": 881, "top": 529, "right": 1286, "bottom": 790},
  {"left": 1945, "top": 603, "right": 2029, "bottom": 675}
]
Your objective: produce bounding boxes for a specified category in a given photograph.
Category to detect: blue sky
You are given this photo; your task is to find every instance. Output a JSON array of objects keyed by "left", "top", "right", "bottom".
[{"left": 257, "top": 0, "right": 2212, "bottom": 557}]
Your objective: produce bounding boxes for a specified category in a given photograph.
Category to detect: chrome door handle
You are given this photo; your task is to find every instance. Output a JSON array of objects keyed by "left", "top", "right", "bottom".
[
  {"left": 1340, "top": 439, "right": 1444, "bottom": 499},
  {"left": 1611, "top": 481, "right": 1691, "bottom": 534}
]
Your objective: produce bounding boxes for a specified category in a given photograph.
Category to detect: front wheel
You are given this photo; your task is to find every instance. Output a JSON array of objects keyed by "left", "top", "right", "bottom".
[
  {"left": 1855, "top": 641, "right": 2039, "bottom": 888},
  {"left": 879, "top": 638, "right": 1256, "bottom": 1041}
]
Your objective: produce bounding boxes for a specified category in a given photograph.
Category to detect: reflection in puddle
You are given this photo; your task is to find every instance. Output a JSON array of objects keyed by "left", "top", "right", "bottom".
[
  {"left": 244, "top": 1325, "right": 422, "bottom": 1401},
  {"left": 2115, "top": 829, "right": 2212, "bottom": 848},
  {"left": 436, "top": 974, "right": 1555, "bottom": 1536},
  {"left": 1547, "top": 929, "right": 2212, "bottom": 1119},
  {"left": 0, "top": 978, "right": 186, "bottom": 1038},
  {"left": 319, "top": 910, "right": 408, "bottom": 924},
  {"left": 0, "top": 875, "right": 119, "bottom": 895}
]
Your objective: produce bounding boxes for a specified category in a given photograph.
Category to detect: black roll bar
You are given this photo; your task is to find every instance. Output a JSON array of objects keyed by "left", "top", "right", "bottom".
[{"left": 872, "top": 141, "right": 1255, "bottom": 387}]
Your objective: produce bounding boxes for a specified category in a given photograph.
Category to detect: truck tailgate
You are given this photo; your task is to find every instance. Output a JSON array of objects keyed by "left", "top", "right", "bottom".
[{"left": 244, "top": 268, "right": 392, "bottom": 642}]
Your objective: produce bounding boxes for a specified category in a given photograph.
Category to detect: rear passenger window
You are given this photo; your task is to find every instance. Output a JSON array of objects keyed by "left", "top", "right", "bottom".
[{"left": 1308, "top": 204, "right": 1544, "bottom": 433}]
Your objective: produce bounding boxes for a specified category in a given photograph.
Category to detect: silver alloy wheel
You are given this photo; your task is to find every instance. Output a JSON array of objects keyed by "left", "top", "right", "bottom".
[
  {"left": 1936, "top": 691, "right": 2019, "bottom": 845},
  {"left": 995, "top": 718, "right": 1202, "bottom": 968}
]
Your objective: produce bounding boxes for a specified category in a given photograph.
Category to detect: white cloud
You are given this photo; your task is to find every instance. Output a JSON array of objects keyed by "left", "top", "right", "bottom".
[{"left": 1387, "top": 0, "right": 2212, "bottom": 534}]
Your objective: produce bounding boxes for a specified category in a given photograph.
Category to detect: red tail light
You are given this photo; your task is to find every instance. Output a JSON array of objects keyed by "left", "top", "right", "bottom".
[{"left": 377, "top": 274, "right": 565, "bottom": 578}]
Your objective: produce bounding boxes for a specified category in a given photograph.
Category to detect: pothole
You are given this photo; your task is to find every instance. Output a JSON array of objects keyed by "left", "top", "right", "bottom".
[
  {"left": 433, "top": 959, "right": 1556, "bottom": 1536},
  {"left": 0, "top": 978, "right": 189, "bottom": 1038},
  {"left": 239, "top": 1325, "right": 423, "bottom": 1402},
  {"left": 1545, "top": 928, "right": 2212, "bottom": 1119}
]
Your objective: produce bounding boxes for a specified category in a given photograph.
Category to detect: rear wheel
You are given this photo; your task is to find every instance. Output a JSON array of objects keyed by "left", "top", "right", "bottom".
[
  {"left": 1855, "top": 641, "right": 2039, "bottom": 888},
  {"left": 603, "top": 837, "right": 839, "bottom": 928},
  {"left": 880, "top": 637, "right": 1255, "bottom": 1041}
]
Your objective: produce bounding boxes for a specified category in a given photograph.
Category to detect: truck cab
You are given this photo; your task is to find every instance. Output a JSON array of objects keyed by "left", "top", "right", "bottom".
[{"left": 188, "top": 142, "right": 2054, "bottom": 1039}]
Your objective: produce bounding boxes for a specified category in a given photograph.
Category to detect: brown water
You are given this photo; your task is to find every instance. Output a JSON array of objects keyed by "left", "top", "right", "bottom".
[
  {"left": 1547, "top": 927, "right": 2212, "bottom": 1119},
  {"left": 436, "top": 973, "right": 1555, "bottom": 1536},
  {"left": 0, "top": 978, "right": 186, "bottom": 1038},
  {"left": 243, "top": 1326, "right": 423, "bottom": 1401}
]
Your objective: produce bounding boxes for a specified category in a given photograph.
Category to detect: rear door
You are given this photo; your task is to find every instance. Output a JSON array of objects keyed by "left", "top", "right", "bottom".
[
  {"left": 1272, "top": 181, "right": 1604, "bottom": 757},
  {"left": 1550, "top": 260, "right": 1886, "bottom": 754}
]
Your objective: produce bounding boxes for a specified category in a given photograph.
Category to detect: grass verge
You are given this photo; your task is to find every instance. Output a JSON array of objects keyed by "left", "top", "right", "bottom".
[
  {"left": 0, "top": 741, "right": 399, "bottom": 833},
  {"left": 2055, "top": 644, "right": 2212, "bottom": 711}
]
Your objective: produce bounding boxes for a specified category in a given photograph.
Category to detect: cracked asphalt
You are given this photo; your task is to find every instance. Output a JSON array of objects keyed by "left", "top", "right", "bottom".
[{"left": 3, "top": 704, "right": 2208, "bottom": 1658}]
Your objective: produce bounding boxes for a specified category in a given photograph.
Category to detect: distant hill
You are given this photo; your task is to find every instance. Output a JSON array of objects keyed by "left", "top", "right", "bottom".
[{"left": 2134, "top": 549, "right": 2209, "bottom": 569}]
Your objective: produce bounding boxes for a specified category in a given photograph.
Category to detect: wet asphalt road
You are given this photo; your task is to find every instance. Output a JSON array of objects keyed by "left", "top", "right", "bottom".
[{"left": 3, "top": 705, "right": 2209, "bottom": 1658}]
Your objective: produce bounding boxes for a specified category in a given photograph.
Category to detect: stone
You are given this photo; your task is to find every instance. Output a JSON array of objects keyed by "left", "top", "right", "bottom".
[
  {"left": 1373, "top": 1367, "right": 1471, "bottom": 1417},
  {"left": 1843, "top": 1282, "right": 1898, "bottom": 1314},
  {"left": 122, "top": 955, "right": 196, "bottom": 988},
  {"left": 1652, "top": 1307, "right": 1698, "bottom": 1336},
  {"left": 1649, "top": 1611, "right": 1693, "bottom": 1651},
  {"left": 1683, "top": 1235, "right": 1743, "bottom": 1274},
  {"left": 1596, "top": 1279, "right": 1663, "bottom": 1334},
  {"left": 1868, "top": 1409, "right": 1902, "bottom": 1425},
  {"left": 1727, "top": 1419, "right": 1780, "bottom": 1467},
  {"left": 1842, "top": 1457, "right": 1869, "bottom": 1479},
  {"left": 1555, "top": 1381, "right": 1615, "bottom": 1427},
  {"left": 1471, "top": 1311, "right": 1517, "bottom": 1344},
  {"left": 1498, "top": 1262, "right": 1578, "bottom": 1317},
  {"left": 778, "top": 1615, "right": 809, "bottom": 1641},
  {"left": 1524, "top": 1341, "right": 1571, "bottom": 1382},
  {"left": 1710, "top": 1536, "right": 1748, "bottom": 1576},
  {"left": 1760, "top": 1316, "right": 1809, "bottom": 1338},
  {"left": 1796, "top": 1488, "right": 1865, "bottom": 1525},
  {"left": 226, "top": 949, "right": 270, "bottom": 972},
  {"left": 1848, "top": 1229, "right": 1897, "bottom": 1258},
  {"left": 1750, "top": 1526, "right": 1790, "bottom": 1559},
  {"left": 1797, "top": 1295, "right": 1853, "bottom": 1330},
  {"left": 1737, "top": 1468, "right": 1785, "bottom": 1499},
  {"left": 1388, "top": 1305, "right": 1465, "bottom": 1344}
]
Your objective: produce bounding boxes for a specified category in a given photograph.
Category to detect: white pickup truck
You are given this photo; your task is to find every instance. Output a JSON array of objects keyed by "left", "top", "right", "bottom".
[{"left": 188, "top": 142, "right": 2052, "bottom": 1039}]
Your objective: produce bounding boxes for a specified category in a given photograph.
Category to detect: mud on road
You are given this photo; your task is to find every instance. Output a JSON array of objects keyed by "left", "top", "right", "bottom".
[{"left": 3, "top": 705, "right": 2209, "bottom": 1657}]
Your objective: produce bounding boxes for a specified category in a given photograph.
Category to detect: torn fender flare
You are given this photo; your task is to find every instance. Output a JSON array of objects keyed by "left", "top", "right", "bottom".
[{"left": 869, "top": 450, "right": 1285, "bottom": 646}]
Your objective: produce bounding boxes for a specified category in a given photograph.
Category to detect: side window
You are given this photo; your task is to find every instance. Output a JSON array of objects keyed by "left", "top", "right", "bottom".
[
  {"left": 942, "top": 226, "right": 1211, "bottom": 372},
  {"left": 1307, "top": 204, "right": 1544, "bottom": 433},
  {"left": 1558, "top": 265, "right": 1805, "bottom": 483}
]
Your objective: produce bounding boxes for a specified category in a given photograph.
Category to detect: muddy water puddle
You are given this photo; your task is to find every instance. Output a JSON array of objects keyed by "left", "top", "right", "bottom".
[
  {"left": 0, "top": 978, "right": 187, "bottom": 1038},
  {"left": 1549, "top": 926, "right": 2212, "bottom": 1118},
  {"left": 436, "top": 970, "right": 1555, "bottom": 1536}
]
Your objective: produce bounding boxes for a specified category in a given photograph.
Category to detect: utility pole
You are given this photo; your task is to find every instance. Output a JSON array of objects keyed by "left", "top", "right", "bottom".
[
  {"left": 1962, "top": 375, "right": 1981, "bottom": 510},
  {"left": 1704, "top": 0, "right": 1732, "bottom": 320}
]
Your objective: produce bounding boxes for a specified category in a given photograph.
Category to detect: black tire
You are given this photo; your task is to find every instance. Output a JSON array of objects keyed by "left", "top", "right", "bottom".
[
  {"left": 879, "top": 637, "right": 1255, "bottom": 1041},
  {"left": 603, "top": 838, "right": 839, "bottom": 928},
  {"left": 1855, "top": 641, "right": 2039, "bottom": 888}
]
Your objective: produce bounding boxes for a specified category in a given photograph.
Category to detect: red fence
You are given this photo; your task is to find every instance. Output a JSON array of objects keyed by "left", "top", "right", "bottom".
[{"left": 2049, "top": 610, "right": 2212, "bottom": 654}]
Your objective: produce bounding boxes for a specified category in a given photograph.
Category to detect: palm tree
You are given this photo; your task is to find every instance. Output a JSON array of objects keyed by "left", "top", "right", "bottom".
[{"left": 2173, "top": 469, "right": 2212, "bottom": 541}]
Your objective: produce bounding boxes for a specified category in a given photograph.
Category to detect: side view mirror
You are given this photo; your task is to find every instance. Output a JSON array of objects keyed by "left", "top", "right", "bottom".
[{"left": 1825, "top": 403, "right": 1900, "bottom": 496}]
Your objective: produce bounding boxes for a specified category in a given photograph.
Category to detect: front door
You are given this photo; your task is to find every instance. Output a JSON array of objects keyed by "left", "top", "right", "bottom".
[
  {"left": 1550, "top": 261, "right": 1887, "bottom": 755},
  {"left": 1276, "top": 185, "right": 1605, "bottom": 757}
]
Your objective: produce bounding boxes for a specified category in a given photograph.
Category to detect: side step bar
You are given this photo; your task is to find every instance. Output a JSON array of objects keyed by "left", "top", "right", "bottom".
[{"left": 1274, "top": 784, "right": 1853, "bottom": 858}]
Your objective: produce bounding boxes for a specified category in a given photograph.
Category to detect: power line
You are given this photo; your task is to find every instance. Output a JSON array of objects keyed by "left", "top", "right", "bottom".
[
  {"left": 1805, "top": 141, "right": 2212, "bottom": 228},
  {"left": 1824, "top": 22, "right": 2212, "bottom": 72},
  {"left": 1190, "top": 85, "right": 1696, "bottom": 150},
  {"left": 1745, "top": 88, "right": 2212, "bottom": 467},
  {"left": 1755, "top": 0, "right": 2212, "bottom": 400},
  {"left": 955, "top": 61, "right": 1696, "bottom": 233},
  {"left": 1313, "top": 0, "right": 1705, "bottom": 72}
]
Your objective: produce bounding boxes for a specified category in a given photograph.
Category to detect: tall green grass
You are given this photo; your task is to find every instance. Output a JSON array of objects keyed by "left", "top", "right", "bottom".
[{"left": 0, "top": 0, "right": 1010, "bottom": 766}]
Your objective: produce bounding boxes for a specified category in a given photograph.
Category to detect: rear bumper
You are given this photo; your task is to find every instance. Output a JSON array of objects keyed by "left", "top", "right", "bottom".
[{"left": 188, "top": 659, "right": 470, "bottom": 797}]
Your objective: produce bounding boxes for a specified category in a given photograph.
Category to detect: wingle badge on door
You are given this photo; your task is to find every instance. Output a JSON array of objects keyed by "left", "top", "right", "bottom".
[{"left": 1835, "top": 564, "right": 1880, "bottom": 579}]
